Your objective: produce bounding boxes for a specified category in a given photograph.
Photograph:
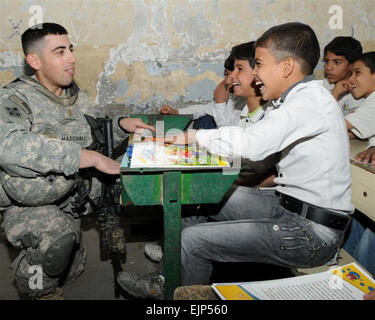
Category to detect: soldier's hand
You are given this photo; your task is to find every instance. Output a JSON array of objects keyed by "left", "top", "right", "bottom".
[
  {"left": 119, "top": 118, "right": 156, "bottom": 133},
  {"left": 160, "top": 105, "right": 179, "bottom": 114},
  {"left": 79, "top": 150, "right": 120, "bottom": 174}
]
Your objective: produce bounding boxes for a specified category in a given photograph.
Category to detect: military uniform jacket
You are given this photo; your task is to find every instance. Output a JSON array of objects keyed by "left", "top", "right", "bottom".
[{"left": 0, "top": 75, "right": 128, "bottom": 207}]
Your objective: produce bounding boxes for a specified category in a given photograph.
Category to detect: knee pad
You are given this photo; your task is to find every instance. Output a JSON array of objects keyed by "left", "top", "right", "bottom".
[
  {"left": 43, "top": 232, "right": 76, "bottom": 277},
  {"left": 11, "top": 251, "right": 57, "bottom": 298}
]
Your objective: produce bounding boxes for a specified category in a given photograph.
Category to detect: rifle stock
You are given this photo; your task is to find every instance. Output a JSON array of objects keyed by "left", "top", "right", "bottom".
[{"left": 84, "top": 114, "right": 126, "bottom": 298}]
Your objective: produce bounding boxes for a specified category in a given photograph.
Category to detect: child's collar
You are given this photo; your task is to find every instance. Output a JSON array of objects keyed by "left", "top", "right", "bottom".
[{"left": 272, "top": 74, "right": 316, "bottom": 108}]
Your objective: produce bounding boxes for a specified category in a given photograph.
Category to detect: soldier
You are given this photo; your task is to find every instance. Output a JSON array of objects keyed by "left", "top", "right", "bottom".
[{"left": 0, "top": 23, "right": 154, "bottom": 299}]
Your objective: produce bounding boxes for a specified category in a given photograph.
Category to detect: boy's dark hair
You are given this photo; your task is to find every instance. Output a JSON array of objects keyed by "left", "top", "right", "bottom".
[
  {"left": 224, "top": 54, "right": 234, "bottom": 71},
  {"left": 21, "top": 23, "right": 68, "bottom": 55},
  {"left": 324, "top": 36, "right": 362, "bottom": 64},
  {"left": 230, "top": 41, "right": 255, "bottom": 68},
  {"left": 255, "top": 22, "right": 320, "bottom": 75},
  {"left": 355, "top": 51, "right": 375, "bottom": 74}
]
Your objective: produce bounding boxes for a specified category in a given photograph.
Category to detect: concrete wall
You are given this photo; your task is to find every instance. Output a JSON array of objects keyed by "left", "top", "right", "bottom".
[{"left": 1, "top": 0, "right": 374, "bottom": 113}]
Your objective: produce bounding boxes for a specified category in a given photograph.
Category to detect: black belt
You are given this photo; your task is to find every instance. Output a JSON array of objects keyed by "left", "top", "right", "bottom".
[{"left": 275, "top": 192, "right": 350, "bottom": 231}]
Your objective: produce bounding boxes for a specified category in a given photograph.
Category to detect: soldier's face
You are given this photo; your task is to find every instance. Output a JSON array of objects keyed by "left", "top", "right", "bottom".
[{"left": 35, "top": 34, "right": 75, "bottom": 95}]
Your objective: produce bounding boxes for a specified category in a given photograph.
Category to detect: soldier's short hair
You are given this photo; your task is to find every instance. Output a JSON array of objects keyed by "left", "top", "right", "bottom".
[{"left": 21, "top": 23, "right": 68, "bottom": 55}]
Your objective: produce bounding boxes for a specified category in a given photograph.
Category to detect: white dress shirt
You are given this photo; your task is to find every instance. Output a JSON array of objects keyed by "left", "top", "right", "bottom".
[
  {"left": 345, "top": 91, "right": 375, "bottom": 140},
  {"left": 214, "top": 101, "right": 267, "bottom": 128},
  {"left": 178, "top": 96, "right": 247, "bottom": 125},
  {"left": 196, "top": 80, "right": 354, "bottom": 213},
  {"left": 322, "top": 79, "right": 364, "bottom": 115}
]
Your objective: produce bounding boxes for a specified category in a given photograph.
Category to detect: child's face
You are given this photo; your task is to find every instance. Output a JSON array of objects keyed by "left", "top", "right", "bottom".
[
  {"left": 229, "top": 59, "right": 257, "bottom": 98},
  {"left": 348, "top": 61, "right": 375, "bottom": 99},
  {"left": 224, "top": 69, "right": 232, "bottom": 80},
  {"left": 253, "top": 46, "right": 285, "bottom": 100},
  {"left": 324, "top": 51, "right": 351, "bottom": 84}
]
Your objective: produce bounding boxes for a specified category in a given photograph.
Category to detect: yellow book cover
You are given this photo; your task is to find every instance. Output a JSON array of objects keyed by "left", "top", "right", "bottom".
[{"left": 212, "top": 263, "right": 374, "bottom": 300}]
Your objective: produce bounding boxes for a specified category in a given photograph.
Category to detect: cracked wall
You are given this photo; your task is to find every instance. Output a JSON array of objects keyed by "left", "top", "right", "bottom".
[{"left": 0, "top": 0, "right": 374, "bottom": 112}]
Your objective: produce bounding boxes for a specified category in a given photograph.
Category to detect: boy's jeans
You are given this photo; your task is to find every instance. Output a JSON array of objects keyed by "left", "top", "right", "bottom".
[
  {"left": 181, "top": 187, "right": 347, "bottom": 285},
  {"left": 343, "top": 219, "right": 375, "bottom": 277}
]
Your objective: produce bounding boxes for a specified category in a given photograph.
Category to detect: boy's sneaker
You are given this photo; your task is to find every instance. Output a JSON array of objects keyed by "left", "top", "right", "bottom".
[
  {"left": 144, "top": 244, "right": 163, "bottom": 263},
  {"left": 117, "top": 271, "right": 164, "bottom": 299}
]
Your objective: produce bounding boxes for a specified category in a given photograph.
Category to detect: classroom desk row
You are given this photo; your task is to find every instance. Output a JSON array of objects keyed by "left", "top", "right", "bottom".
[
  {"left": 349, "top": 139, "right": 375, "bottom": 223},
  {"left": 295, "top": 139, "right": 374, "bottom": 277}
]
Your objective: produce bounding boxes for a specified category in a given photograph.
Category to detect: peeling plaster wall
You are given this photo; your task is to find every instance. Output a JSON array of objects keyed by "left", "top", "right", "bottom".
[{"left": 0, "top": 0, "right": 374, "bottom": 113}]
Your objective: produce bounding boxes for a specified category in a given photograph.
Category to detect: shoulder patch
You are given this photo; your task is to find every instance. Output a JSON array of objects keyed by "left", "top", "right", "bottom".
[
  {"left": 7, "top": 94, "right": 32, "bottom": 115},
  {"left": 0, "top": 95, "right": 30, "bottom": 123}
]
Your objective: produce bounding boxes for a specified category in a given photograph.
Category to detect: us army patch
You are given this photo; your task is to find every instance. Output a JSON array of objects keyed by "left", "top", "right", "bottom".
[
  {"left": 5, "top": 106, "right": 22, "bottom": 118},
  {"left": 8, "top": 94, "right": 32, "bottom": 116}
]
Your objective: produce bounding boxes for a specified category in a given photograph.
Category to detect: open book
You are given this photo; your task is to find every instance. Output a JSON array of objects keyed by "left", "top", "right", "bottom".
[
  {"left": 130, "top": 141, "right": 230, "bottom": 168},
  {"left": 212, "top": 263, "right": 374, "bottom": 300}
]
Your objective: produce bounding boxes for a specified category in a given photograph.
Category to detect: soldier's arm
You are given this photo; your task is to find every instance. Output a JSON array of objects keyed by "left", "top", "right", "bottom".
[
  {"left": 0, "top": 95, "right": 81, "bottom": 177},
  {"left": 80, "top": 102, "right": 154, "bottom": 145},
  {"left": 0, "top": 120, "right": 82, "bottom": 177},
  {"left": 79, "top": 149, "right": 120, "bottom": 174}
]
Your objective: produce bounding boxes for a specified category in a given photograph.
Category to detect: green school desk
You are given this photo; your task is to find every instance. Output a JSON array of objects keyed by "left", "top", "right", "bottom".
[{"left": 119, "top": 114, "right": 238, "bottom": 299}]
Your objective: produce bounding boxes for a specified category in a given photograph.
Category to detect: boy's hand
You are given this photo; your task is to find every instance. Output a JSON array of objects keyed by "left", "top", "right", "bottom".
[
  {"left": 364, "top": 290, "right": 375, "bottom": 300},
  {"left": 119, "top": 118, "right": 156, "bottom": 133},
  {"left": 160, "top": 105, "right": 179, "bottom": 114},
  {"left": 355, "top": 147, "right": 375, "bottom": 167},
  {"left": 214, "top": 80, "right": 230, "bottom": 103},
  {"left": 332, "top": 79, "right": 351, "bottom": 100},
  {"left": 165, "top": 130, "right": 197, "bottom": 145},
  {"left": 79, "top": 149, "right": 120, "bottom": 174}
]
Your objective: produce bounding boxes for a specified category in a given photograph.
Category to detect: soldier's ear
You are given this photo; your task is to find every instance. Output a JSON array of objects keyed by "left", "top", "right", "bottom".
[{"left": 25, "top": 53, "right": 41, "bottom": 71}]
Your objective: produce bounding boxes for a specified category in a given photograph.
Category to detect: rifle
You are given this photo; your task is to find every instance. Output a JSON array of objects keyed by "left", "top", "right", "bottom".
[{"left": 83, "top": 114, "right": 126, "bottom": 298}]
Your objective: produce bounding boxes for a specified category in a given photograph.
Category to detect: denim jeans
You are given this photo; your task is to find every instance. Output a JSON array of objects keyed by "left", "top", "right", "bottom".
[
  {"left": 192, "top": 115, "right": 217, "bottom": 129},
  {"left": 343, "top": 219, "right": 375, "bottom": 277},
  {"left": 181, "top": 187, "right": 347, "bottom": 285}
]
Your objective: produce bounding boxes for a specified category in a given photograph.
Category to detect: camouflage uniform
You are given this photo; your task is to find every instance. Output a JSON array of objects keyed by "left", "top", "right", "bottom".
[{"left": 0, "top": 75, "right": 128, "bottom": 298}]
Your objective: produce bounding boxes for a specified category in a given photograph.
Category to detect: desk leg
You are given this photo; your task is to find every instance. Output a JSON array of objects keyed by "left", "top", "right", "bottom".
[{"left": 163, "top": 171, "right": 182, "bottom": 300}]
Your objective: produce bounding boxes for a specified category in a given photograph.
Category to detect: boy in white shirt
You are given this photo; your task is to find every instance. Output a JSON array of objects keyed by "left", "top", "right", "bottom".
[
  {"left": 323, "top": 36, "right": 363, "bottom": 115},
  {"left": 117, "top": 23, "right": 353, "bottom": 297},
  {"left": 161, "top": 42, "right": 268, "bottom": 130},
  {"left": 344, "top": 52, "right": 375, "bottom": 142},
  {"left": 160, "top": 52, "right": 247, "bottom": 126},
  {"left": 342, "top": 52, "right": 375, "bottom": 280},
  {"left": 176, "top": 22, "right": 353, "bottom": 285},
  {"left": 144, "top": 42, "right": 278, "bottom": 266},
  {"left": 214, "top": 41, "right": 266, "bottom": 128},
  {"left": 163, "top": 42, "right": 278, "bottom": 187}
]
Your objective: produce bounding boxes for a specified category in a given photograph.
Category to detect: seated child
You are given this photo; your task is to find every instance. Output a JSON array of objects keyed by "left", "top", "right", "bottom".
[
  {"left": 343, "top": 52, "right": 375, "bottom": 141},
  {"left": 117, "top": 22, "right": 353, "bottom": 299},
  {"left": 342, "top": 52, "right": 375, "bottom": 278},
  {"left": 214, "top": 41, "right": 267, "bottom": 128},
  {"left": 323, "top": 36, "right": 363, "bottom": 115},
  {"left": 160, "top": 50, "right": 246, "bottom": 127}
]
